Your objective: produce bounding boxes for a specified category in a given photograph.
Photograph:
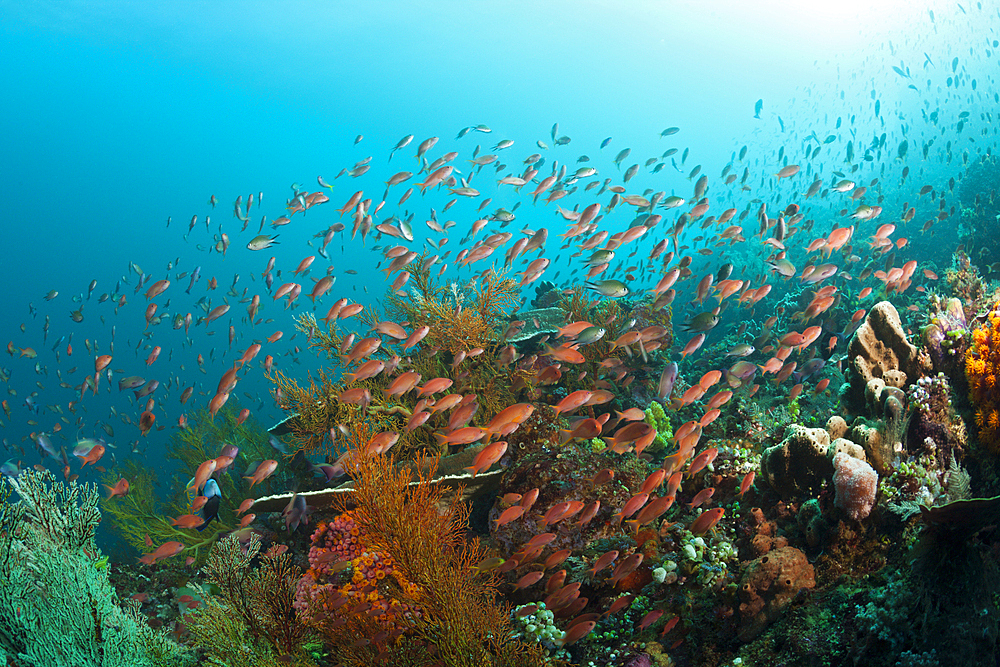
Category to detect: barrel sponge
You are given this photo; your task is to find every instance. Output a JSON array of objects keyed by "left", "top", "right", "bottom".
[{"left": 832, "top": 451, "right": 878, "bottom": 521}]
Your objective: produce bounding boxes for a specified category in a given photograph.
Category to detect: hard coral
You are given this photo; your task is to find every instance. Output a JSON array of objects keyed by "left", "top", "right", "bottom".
[{"left": 966, "top": 304, "right": 1000, "bottom": 450}]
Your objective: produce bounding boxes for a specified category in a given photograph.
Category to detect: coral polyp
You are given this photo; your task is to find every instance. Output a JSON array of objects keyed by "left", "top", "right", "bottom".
[{"left": 966, "top": 305, "right": 1000, "bottom": 449}]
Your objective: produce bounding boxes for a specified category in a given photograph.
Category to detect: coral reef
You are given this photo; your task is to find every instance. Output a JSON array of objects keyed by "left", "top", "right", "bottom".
[
  {"left": 944, "top": 250, "right": 988, "bottom": 315},
  {"left": 185, "top": 533, "right": 318, "bottom": 666},
  {"left": 309, "top": 446, "right": 548, "bottom": 667},
  {"left": 921, "top": 295, "right": 969, "bottom": 377},
  {"left": 294, "top": 511, "right": 424, "bottom": 643},
  {"left": 100, "top": 403, "right": 272, "bottom": 566},
  {"left": 384, "top": 264, "right": 521, "bottom": 352},
  {"left": 906, "top": 373, "right": 966, "bottom": 471}
]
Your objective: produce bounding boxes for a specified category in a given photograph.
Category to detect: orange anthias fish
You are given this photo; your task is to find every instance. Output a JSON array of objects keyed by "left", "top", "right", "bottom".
[
  {"left": 138, "top": 541, "right": 185, "bottom": 565},
  {"left": 244, "top": 460, "right": 278, "bottom": 490},
  {"left": 463, "top": 441, "right": 508, "bottom": 477},
  {"left": 689, "top": 507, "right": 725, "bottom": 535},
  {"left": 553, "top": 390, "right": 593, "bottom": 416},
  {"left": 433, "top": 426, "right": 487, "bottom": 447},
  {"left": 94, "top": 354, "right": 113, "bottom": 373},
  {"left": 543, "top": 343, "right": 585, "bottom": 364},
  {"left": 103, "top": 478, "right": 130, "bottom": 499},
  {"left": 77, "top": 444, "right": 105, "bottom": 467},
  {"left": 484, "top": 403, "right": 535, "bottom": 434},
  {"left": 193, "top": 459, "right": 217, "bottom": 492},
  {"left": 171, "top": 514, "right": 207, "bottom": 530}
]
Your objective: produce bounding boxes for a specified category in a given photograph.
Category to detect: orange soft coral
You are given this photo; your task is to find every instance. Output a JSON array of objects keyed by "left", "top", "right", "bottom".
[{"left": 966, "top": 308, "right": 1000, "bottom": 450}]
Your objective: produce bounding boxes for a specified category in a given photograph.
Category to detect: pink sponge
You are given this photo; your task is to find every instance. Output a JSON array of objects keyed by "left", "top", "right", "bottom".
[{"left": 832, "top": 452, "right": 878, "bottom": 521}]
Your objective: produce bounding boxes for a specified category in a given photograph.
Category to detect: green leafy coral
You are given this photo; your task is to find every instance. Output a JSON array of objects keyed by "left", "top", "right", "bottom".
[
  {"left": 167, "top": 400, "right": 276, "bottom": 473},
  {"left": 0, "top": 469, "right": 194, "bottom": 666},
  {"left": 101, "top": 403, "right": 276, "bottom": 566},
  {"left": 99, "top": 458, "right": 224, "bottom": 567}
]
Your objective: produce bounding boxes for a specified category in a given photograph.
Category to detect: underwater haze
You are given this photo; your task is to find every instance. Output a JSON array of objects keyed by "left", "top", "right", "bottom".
[{"left": 4, "top": 1, "right": 1000, "bottom": 666}]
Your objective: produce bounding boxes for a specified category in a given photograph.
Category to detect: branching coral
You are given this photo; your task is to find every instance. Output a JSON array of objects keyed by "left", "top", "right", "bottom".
[
  {"left": 384, "top": 266, "right": 520, "bottom": 353},
  {"left": 307, "top": 448, "right": 548, "bottom": 667},
  {"left": 295, "top": 311, "right": 345, "bottom": 361},
  {"left": 944, "top": 250, "right": 987, "bottom": 314},
  {"left": 0, "top": 470, "right": 194, "bottom": 666},
  {"left": 186, "top": 533, "right": 319, "bottom": 666},
  {"left": 557, "top": 288, "right": 600, "bottom": 324},
  {"left": 475, "top": 268, "right": 521, "bottom": 326},
  {"left": 99, "top": 459, "right": 225, "bottom": 566},
  {"left": 168, "top": 401, "right": 275, "bottom": 471},
  {"left": 270, "top": 367, "right": 343, "bottom": 455}
]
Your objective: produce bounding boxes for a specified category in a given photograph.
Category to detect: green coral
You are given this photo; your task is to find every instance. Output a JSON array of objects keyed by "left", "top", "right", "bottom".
[
  {"left": 674, "top": 529, "right": 738, "bottom": 587},
  {"left": 0, "top": 469, "right": 193, "bottom": 667},
  {"left": 102, "top": 403, "right": 280, "bottom": 566},
  {"left": 644, "top": 400, "right": 673, "bottom": 453},
  {"left": 787, "top": 396, "right": 801, "bottom": 422},
  {"left": 588, "top": 437, "right": 607, "bottom": 453},
  {"left": 99, "top": 458, "right": 225, "bottom": 567},
  {"left": 510, "top": 603, "right": 571, "bottom": 661},
  {"left": 168, "top": 400, "right": 277, "bottom": 474}
]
